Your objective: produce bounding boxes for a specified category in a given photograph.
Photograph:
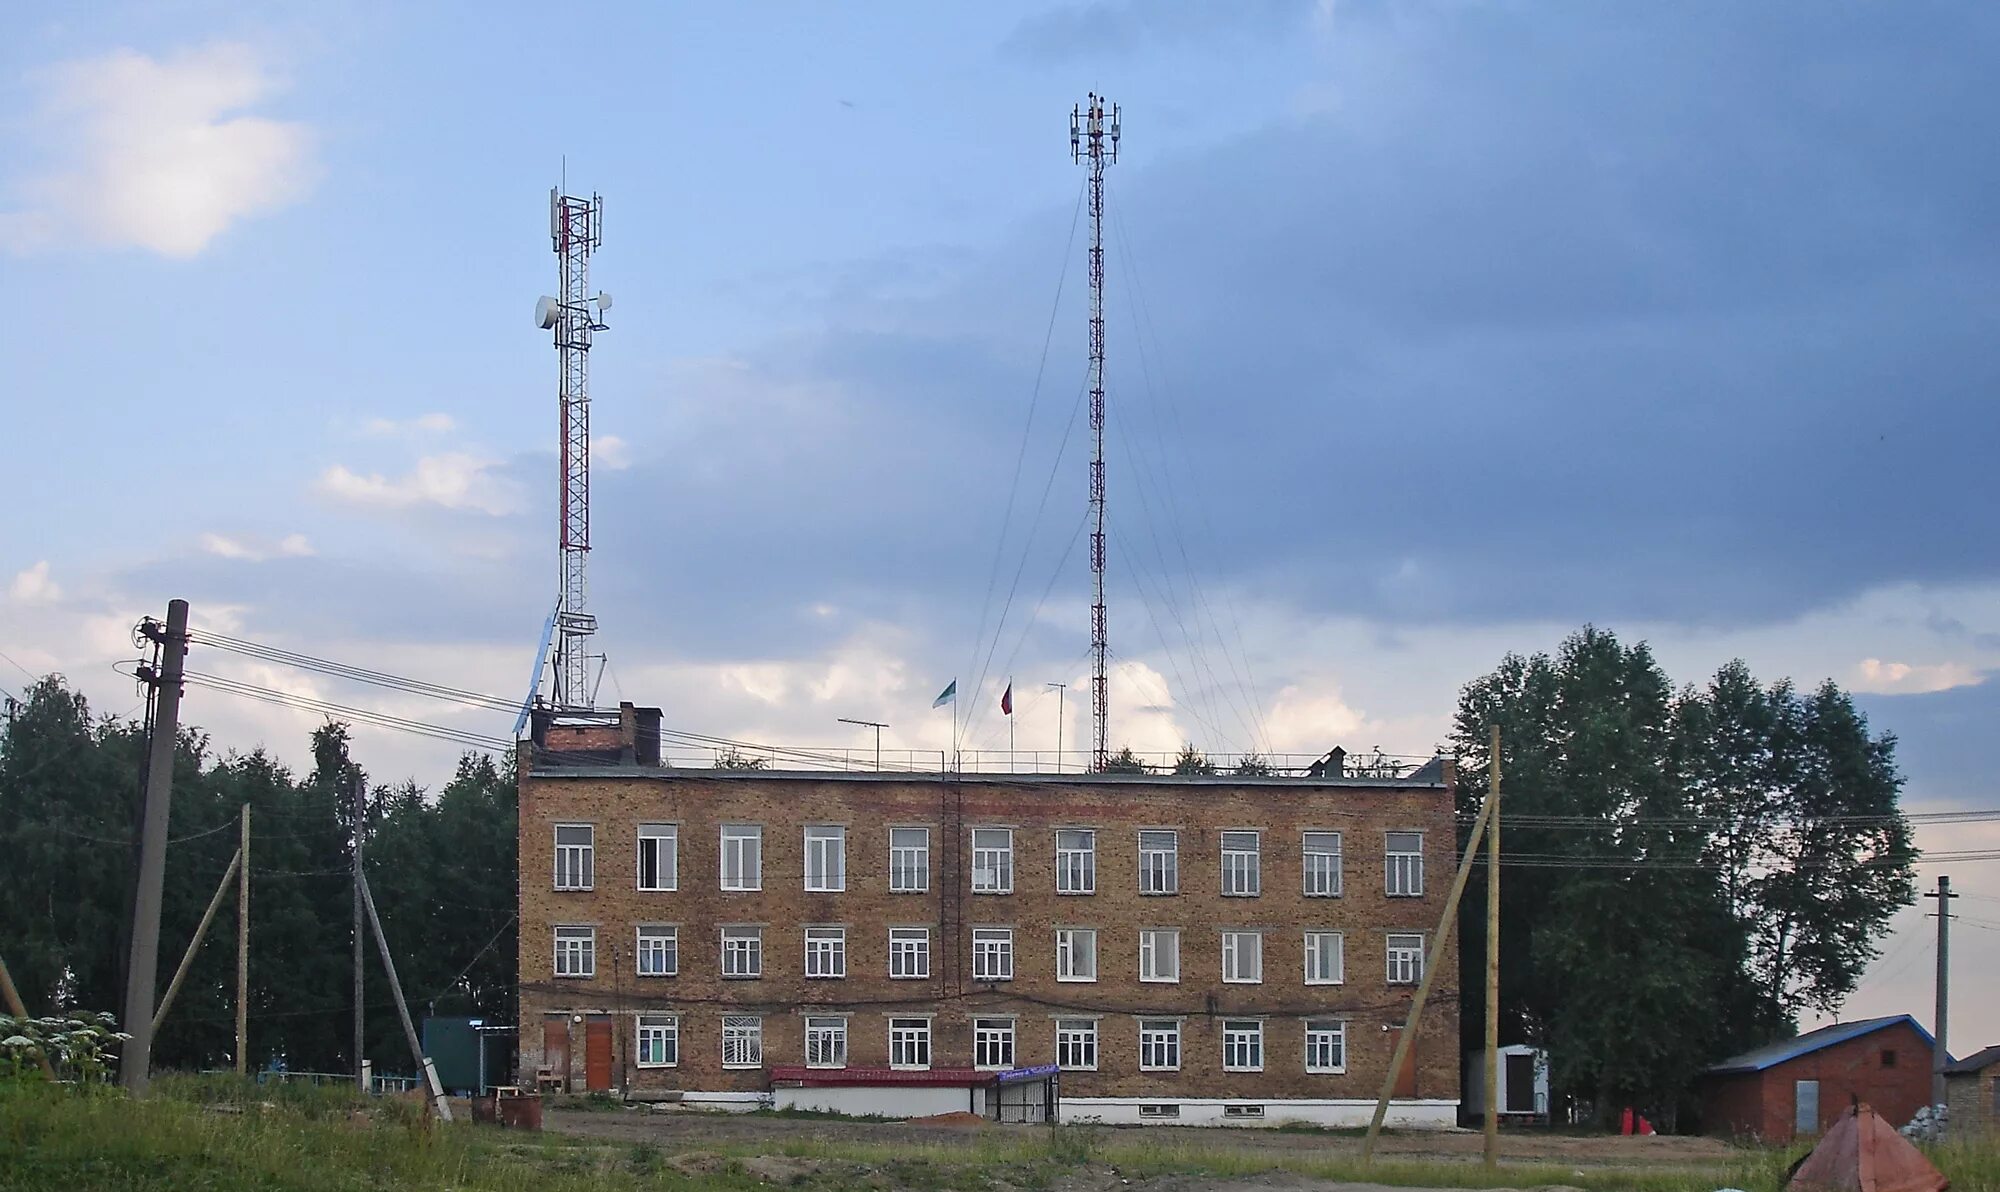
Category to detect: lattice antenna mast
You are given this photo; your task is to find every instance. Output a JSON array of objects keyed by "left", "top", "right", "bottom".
[
  {"left": 1072, "top": 93, "right": 1119, "bottom": 771},
  {"left": 536, "top": 189, "right": 612, "bottom": 710}
]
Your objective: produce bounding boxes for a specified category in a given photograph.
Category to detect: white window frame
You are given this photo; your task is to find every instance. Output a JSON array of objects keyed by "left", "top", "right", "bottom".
[
  {"left": 804, "top": 825, "right": 846, "bottom": 892},
  {"left": 1223, "top": 1020, "right": 1264, "bottom": 1072},
  {"left": 972, "top": 928, "right": 1014, "bottom": 981},
  {"left": 888, "top": 1017, "right": 932, "bottom": 1070},
  {"left": 974, "top": 1017, "right": 1016, "bottom": 1071},
  {"left": 1056, "top": 1018, "right": 1098, "bottom": 1071},
  {"left": 971, "top": 828, "right": 1014, "bottom": 894},
  {"left": 1138, "top": 829, "right": 1179, "bottom": 895},
  {"left": 805, "top": 926, "right": 846, "bottom": 979},
  {"left": 1222, "top": 930, "right": 1263, "bottom": 984},
  {"left": 554, "top": 824, "right": 594, "bottom": 891},
  {"left": 722, "top": 1015, "right": 763, "bottom": 1068},
  {"left": 636, "top": 926, "right": 678, "bottom": 978},
  {"left": 553, "top": 925, "right": 595, "bottom": 978},
  {"left": 635, "top": 1014, "right": 678, "bottom": 1068},
  {"left": 890, "top": 827, "right": 930, "bottom": 893},
  {"left": 1302, "top": 830, "right": 1342, "bottom": 897},
  {"left": 636, "top": 823, "right": 677, "bottom": 892},
  {"left": 1056, "top": 928, "right": 1098, "bottom": 982},
  {"left": 1055, "top": 829, "right": 1096, "bottom": 894},
  {"left": 805, "top": 1015, "right": 848, "bottom": 1069},
  {"left": 1304, "top": 931, "right": 1343, "bottom": 985},
  {"left": 1386, "top": 831, "right": 1424, "bottom": 897},
  {"left": 1139, "top": 1019, "right": 1181, "bottom": 1071},
  {"left": 1305, "top": 1019, "right": 1347, "bottom": 1074},
  {"left": 721, "top": 926, "right": 764, "bottom": 979},
  {"left": 720, "top": 824, "right": 763, "bottom": 891},
  {"left": 890, "top": 927, "right": 931, "bottom": 979},
  {"left": 1220, "top": 830, "right": 1261, "bottom": 896},
  {"left": 1387, "top": 933, "right": 1424, "bottom": 985},
  {"left": 1139, "top": 928, "right": 1180, "bottom": 983}
]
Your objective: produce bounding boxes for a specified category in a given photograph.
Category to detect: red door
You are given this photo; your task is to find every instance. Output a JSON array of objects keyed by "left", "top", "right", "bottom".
[{"left": 584, "top": 1018, "right": 614, "bottom": 1091}]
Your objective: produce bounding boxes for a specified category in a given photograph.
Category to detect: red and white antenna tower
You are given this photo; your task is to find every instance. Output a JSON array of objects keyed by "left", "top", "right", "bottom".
[
  {"left": 1072, "top": 93, "right": 1119, "bottom": 771},
  {"left": 535, "top": 189, "right": 612, "bottom": 711}
]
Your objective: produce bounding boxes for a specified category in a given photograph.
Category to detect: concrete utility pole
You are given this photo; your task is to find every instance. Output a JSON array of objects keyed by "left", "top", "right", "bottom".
[
  {"left": 121, "top": 598, "right": 189, "bottom": 1095},
  {"left": 236, "top": 802, "right": 249, "bottom": 1075},
  {"left": 358, "top": 872, "right": 452, "bottom": 1121},
  {"left": 1484, "top": 725, "right": 1501, "bottom": 1169},
  {"left": 353, "top": 774, "right": 366, "bottom": 1091},
  {"left": 1926, "top": 875, "right": 1956, "bottom": 1114}
]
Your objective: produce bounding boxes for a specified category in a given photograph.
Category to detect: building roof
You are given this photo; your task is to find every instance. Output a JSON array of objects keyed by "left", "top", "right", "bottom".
[
  {"left": 1705, "top": 1015, "right": 1940, "bottom": 1076},
  {"left": 525, "top": 763, "right": 1447, "bottom": 789},
  {"left": 1945, "top": 1044, "right": 2000, "bottom": 1075}
]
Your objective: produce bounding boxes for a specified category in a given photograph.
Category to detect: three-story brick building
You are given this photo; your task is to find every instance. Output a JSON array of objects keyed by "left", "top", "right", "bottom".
[{"left": 517, "top": 705, "right": 1461, "bottom": 1127}]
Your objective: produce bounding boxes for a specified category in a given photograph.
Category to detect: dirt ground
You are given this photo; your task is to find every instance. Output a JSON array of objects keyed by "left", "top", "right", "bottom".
[{"left": 546, "top": 1106, "right": 1738, "bottom": 1176}]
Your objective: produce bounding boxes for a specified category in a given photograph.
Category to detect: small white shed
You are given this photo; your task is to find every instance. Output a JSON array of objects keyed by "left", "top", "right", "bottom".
[{"left": 1462, "top": 1045, "right": 1549, "bottom": 1121}]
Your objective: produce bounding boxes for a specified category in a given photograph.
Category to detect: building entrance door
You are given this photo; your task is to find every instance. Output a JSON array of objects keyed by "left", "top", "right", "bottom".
[
  {"left": 1795, "top": 1080, "right": 1820, "bottom": 1136},
  {"left": 542, "top": 1016, "right": 570, "bottom": 1091},
  {"left": 1393, "top": 1033, "right": 1418, "bottom": 1098},
  {"left": 584, "top": 1017, "right": 614, "bottom": 1091}
]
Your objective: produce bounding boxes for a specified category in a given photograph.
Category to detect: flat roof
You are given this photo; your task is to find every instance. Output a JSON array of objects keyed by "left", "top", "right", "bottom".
[{"left": 525, "top": 763, "right": 1447, "bottom": 790}]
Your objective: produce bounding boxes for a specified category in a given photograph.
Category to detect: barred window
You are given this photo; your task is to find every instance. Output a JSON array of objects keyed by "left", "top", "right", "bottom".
[
  {"left": 1303, "top": 831, "right": 1342, "bottom": 897},
  {"left": 721, "top": 1016, "right": 763, "bottom": 1068},
  {"left": 1221, "top": 831, "right": 1260, "bottom": 896},
  {"left": 805, "top": 1016, "right": 847, "bottom": 1069},
  {"left": 972, "top": 928, "right": 1014, "bottom": 981},
  {"left": 1139, "top": 830, "right": 1179, "bottom": 894}
]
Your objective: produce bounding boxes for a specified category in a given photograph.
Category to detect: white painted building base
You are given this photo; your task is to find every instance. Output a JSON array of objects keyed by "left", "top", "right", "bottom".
[
  {"left": 773, "top": 1084, "right": 987, "bottom": 1119},
  {"left": 675, "top": 1091, "right": 768, "bottom": 1112},
  {"left": 1060, "top": 1097, "right": 1461, "bottom": 1129}
]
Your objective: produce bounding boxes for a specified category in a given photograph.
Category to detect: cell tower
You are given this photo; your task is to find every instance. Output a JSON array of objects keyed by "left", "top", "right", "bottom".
[
  {"left": 535, "top": 189, "right": 612, "bottom": 711},
  {"left": 1071, "top": 93, "right": 1119, "bottom": 772}
]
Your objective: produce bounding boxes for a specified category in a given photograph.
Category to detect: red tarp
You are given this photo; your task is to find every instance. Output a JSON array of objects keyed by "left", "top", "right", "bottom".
[{"left": 1786, "top": 1103, "right": 1949, "bottom": 1192}]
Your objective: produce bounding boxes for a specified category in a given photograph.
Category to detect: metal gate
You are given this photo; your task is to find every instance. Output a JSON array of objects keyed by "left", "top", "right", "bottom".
[{"left": 992, "top": 1065, "right": 1060, "bottom": 1124}]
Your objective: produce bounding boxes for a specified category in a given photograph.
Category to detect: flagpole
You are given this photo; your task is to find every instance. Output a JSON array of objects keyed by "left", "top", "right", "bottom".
[{"left": 1008, "top": 676, "right": 1016, "bottom": 774}]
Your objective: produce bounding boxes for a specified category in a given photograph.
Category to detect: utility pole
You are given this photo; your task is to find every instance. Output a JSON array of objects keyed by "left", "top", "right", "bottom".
[
  {"left": 121, "top": 598, "right": 188, "bottom": 1095},
  {"left": 1484, "top": 725, "right": 1501, "bottom": 1169},
  {"left": 837, "top": 718, "right": 888, "bottom": 771},
  {"left": 1071, "top": 93, "right": 1120, "bottom": 772},
  {"left": 358, "top": 873, "right": 453, "bottom": 1121},
  {"left": 235, "top": 803, "right": 249, "bottom": 1075},
  {"left": 353, "top": 773, "right": 366, "bottom": 1091},
  {"left": 1926, "top": 875, "right": 1956, "bottom": 1114},
  {"left": 1046, "top": 682, "right": 1066, "bottom": 772}
]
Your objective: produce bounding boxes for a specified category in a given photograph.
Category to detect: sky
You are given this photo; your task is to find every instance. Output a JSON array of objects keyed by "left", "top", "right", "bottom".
[{"left": 3, "top": 1, "right": 1997, "bottom": 1053}]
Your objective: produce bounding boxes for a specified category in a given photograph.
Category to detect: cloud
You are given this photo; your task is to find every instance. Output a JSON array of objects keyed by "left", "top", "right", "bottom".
[
  {"left": 199, "top": 532, "right": 315, "bottom": 562},
  {"left": 1, "top": 42, "right": 314, "bottom": 257},
  {"left": 8, "top": 561, "right": 62, "bottom": 604},
  {"left": 1853, "top": 658, "right": 1983, "bottom": 696},
  {"left": 362, "top": 413, "right": 456, "bottom": 437},
  {"left": 595, "top": 435, "right": 633, "bottom": 471},
  {"left": 318, "top": 454, "right": 523, "bottom": 516}
]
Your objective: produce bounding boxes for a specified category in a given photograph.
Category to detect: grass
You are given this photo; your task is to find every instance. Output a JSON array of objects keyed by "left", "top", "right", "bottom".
[{"left": 5, "top": 1077, "right": 1999, "bottom": 1192}]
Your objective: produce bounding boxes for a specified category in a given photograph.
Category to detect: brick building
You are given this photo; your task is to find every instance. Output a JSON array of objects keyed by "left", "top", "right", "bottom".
[
  {"left": 517, "top": 705, "right": 1461, "bottom": 1127},
  {"left": 1945, "top": 1044, "right": 2000, "bottom": 1137},
  {"left": 1697, "top": 1014, "right": 1941, "bottom": 1141}
]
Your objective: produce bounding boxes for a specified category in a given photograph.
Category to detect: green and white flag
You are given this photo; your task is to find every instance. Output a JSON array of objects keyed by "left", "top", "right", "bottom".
[{"left": 932, "top": 679, "right": 957, "bottom": 708}]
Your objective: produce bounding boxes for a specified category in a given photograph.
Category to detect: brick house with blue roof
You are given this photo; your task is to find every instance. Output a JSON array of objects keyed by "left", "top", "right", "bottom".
[{"left": 1697, "top": 1014, "right": 1943, "bottom": 1141}]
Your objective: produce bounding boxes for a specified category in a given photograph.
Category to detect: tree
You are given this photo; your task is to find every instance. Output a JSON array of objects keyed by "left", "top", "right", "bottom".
[
  {"left": 1232, "top": 753, "right": 1273, "bottom": 776},
  {"left": 1172, "top": 744, "right": 1215, "bottom": 775},
  {"left": 1099, "top": 746, "right": 1150, "bottom": 774}
]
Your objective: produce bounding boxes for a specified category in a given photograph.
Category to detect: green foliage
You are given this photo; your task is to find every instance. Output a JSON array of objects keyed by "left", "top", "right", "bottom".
[
  {"left": 1170, "top": 744, "right": 1215, "bottom": 775},
  {"left": 0, "top": 1011, "right": 128, "bottom": 1084},
  {"left": 1231, "top": 753, "right": 1273, "bottom": 775},
  {"left": 1040, "top": 1120, "right": 1103, "bottom": 1165},
  {"left": 712, "top": 747, "right": 768, "bottom": 770},
  {"left": 1099, "top": 746, "right": 1150, "bottom": 773}
]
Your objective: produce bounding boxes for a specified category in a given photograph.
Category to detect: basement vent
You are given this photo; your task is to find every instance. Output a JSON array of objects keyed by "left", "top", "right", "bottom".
[
  {"left": 1223, "top": 1104, "right": 1266, "bottom": 1119},
  {"left": 1137, "top": 1104, "right": 1180, "bottom": 1119}
]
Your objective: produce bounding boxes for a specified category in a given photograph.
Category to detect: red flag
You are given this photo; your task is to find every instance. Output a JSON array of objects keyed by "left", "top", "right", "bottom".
[{"left": 1000, "top": 682, "right": 1013, "bottom": 715}]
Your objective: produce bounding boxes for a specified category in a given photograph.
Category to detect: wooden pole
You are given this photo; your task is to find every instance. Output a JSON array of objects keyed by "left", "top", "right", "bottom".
[
  {"left": 358, "top": 872, "right": 453, "bottom": 1122},
  {"left": 1483, "top": 725, "right": 1501, "bottom": 1169},
  {"left": 0, "top": 952, "right": 58, "bottom": 1080},
  {"left": 151, "top": 848, "right": 241, "bottom": 1033},
  {"left": 1363, "top": 778, "right": 1496, "bottom": 1163},
  {"left": 235, "top": 802, "right": 249, "bottom": 1075}
]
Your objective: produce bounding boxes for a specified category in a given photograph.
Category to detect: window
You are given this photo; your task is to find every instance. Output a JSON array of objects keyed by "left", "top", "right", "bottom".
[
  {"left": 1222, "top": 930, "right": 1262, "bottom": 984},
  {"left": 1386, "top": 831, "right": 1424, "bottom": 897},
  {"left": 637, "top": 823, "right": 677, "bottom": 891},
  {"left": 890, "top": 827, "right": 930, "bottom": 893},
  {"left": 889, "top": 1018, "right": 931, "bottom": 1069},
  {"left": 972, "top": 828, "right": 1014, "bottom": 893},
  {"left": 1056, "top": 1019, "right": 1098, "bottom": 1071},
  {"left": 1139, "top": 1019, "right": 1181, "bottom": 1071},
  {"left": 1303, "top": 831, "right": 1342, "bottom": 897},
  {"left": 973, "top": 928, "right": 1014, "bottom": 981},
  {"left": 1056, "top": 928, "right": 1098, "bottom": 982},
  {"left": 974, "top": 1018, "right": 1016, "bottom": 1070},
  {"left": 722, "top": 926, "right": 764, "bottom": 978},
  {"left": 1221, "top": 831, "right": 1261, "bottom": 896},
  {"left": 636, "top": 927, "right": 677, "bottom": 977},
  {"left": 805, "top": 825, "right": 846, "bottom": 892},
  {"left": 636, "top": 1015, "right": 678, "bottom": 1067},
  {"left": 1304, "top": 931, "right": 1343, "bottom": 985},
  {"left": 806, "top": 1016, "right": 848, "bottom": 1069},
  {"left": 1223, "top": 1020, "right": 1264, "bottom": 1072},
  {"left": 721, "top": 824, "right": 763, "bottom": 891},
  {"left": 1139, "top": 929, "right": 1180, "bottom": 983},
  {"left": 1139, "top": 830, "right": 1179, "bottom": 894},
  {"left": 1880, "top": 1049, "right": 1897, "bottom": 1069},
  {"left": 722, "top": 1015, "right": 763, "bottom": 1068},
  {"left": 805, "top": 927, "right": 846, "bottom": 978},
  {"left": 553, "top": 926, "right": 595, "bottom": 978},
  {"left": 1306, "top": 1019, "right": 1347, "bottom": 1073},
  {"left": 890, "top": 927, "right": 931, "bottom": 979},
  {"left": 554, "top": 824, "right": 594, "bottom": 890},
  {"left": 1056, "top": 829, "right": 1096, "bottom": 894},
  {"left": 1223, "top": 1104, "right": 1266, "bottom": 1119},
  {"left": 1137, "top": 1103, "right": 1180, "bottom": 1119},
  {"left": 1387, "top": 933, "right": 1424, "bottom": 985}
]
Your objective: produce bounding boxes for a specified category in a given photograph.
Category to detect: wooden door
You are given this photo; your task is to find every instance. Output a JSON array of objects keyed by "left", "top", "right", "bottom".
[
  {"left": 542, "top": 1016, "right": 570, "bottom": 1090},
  {"left": 584, "top": 1017, "right": 614, "bottom": 1091}
]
